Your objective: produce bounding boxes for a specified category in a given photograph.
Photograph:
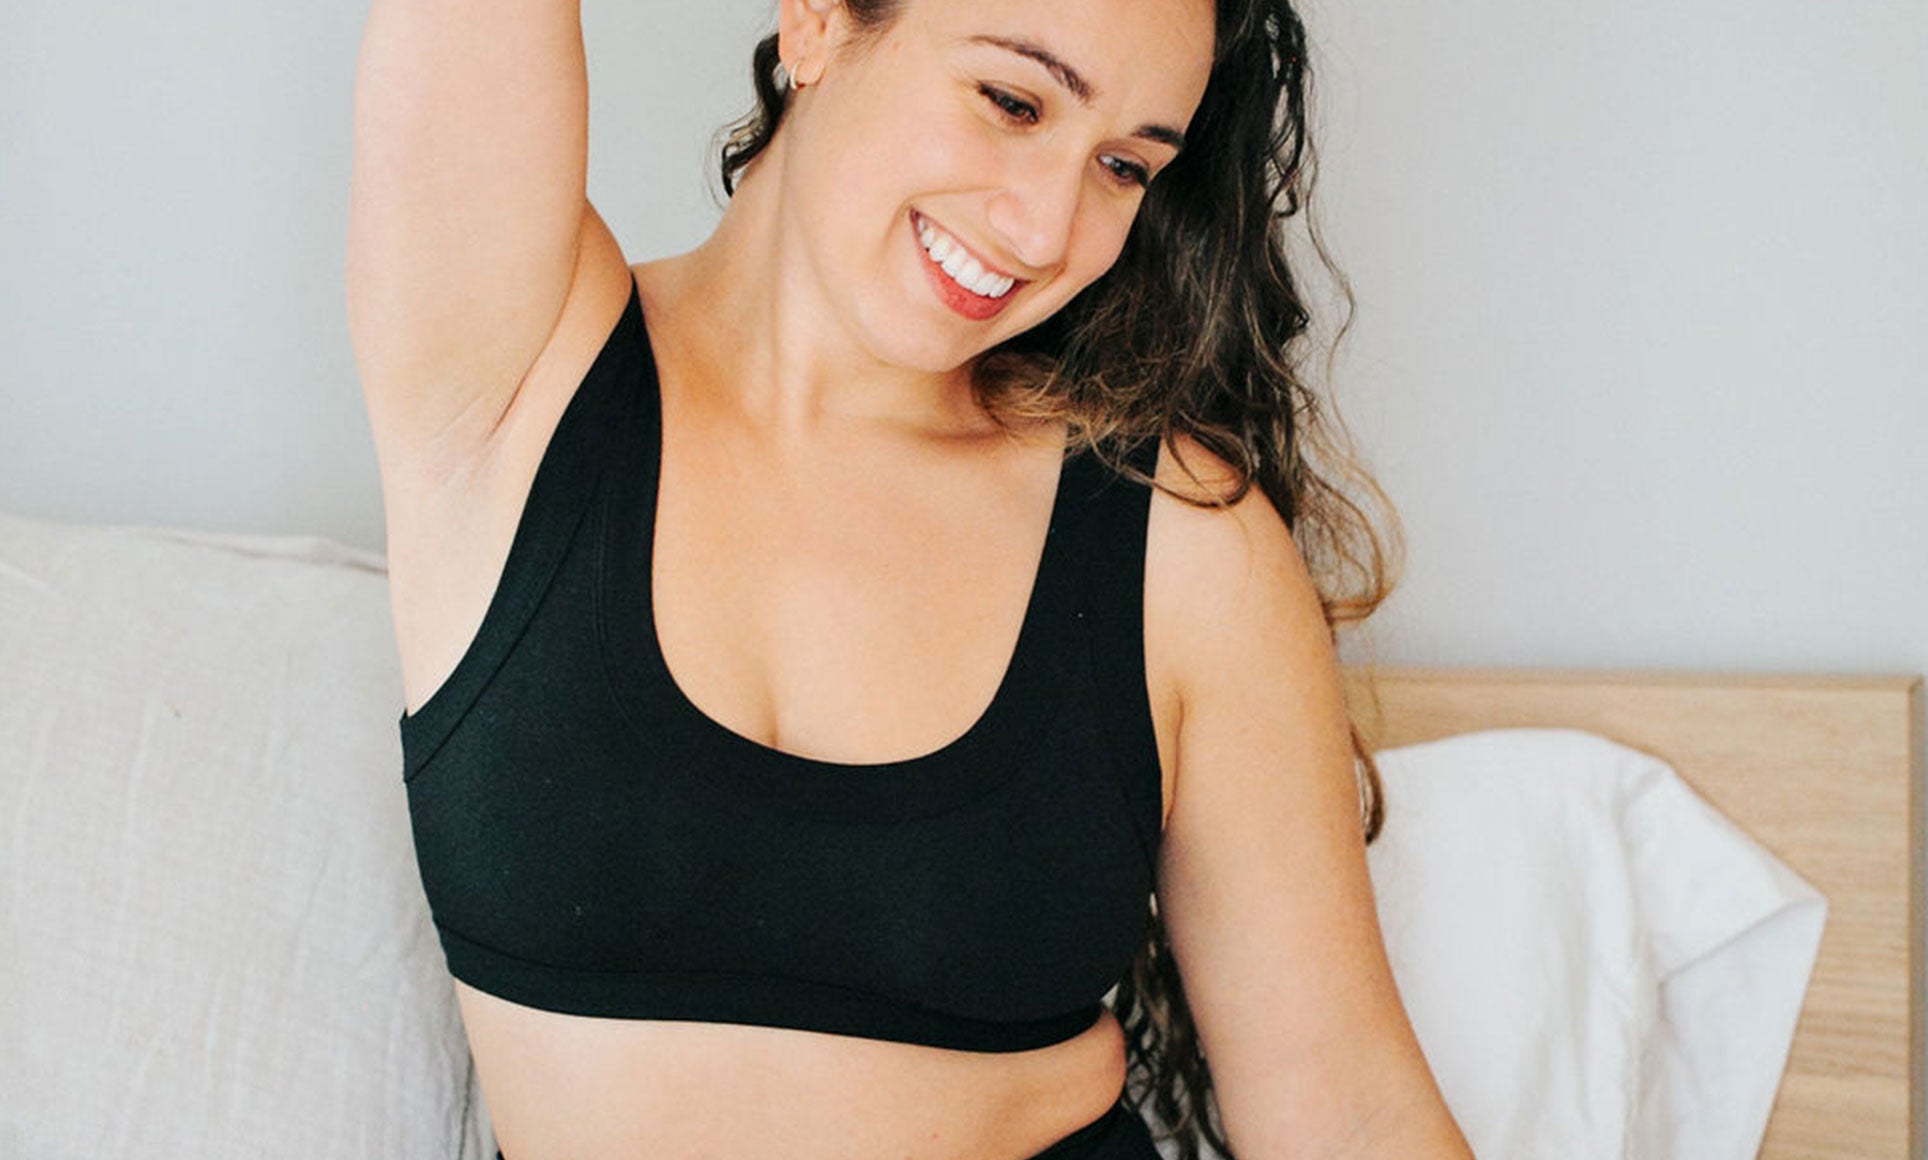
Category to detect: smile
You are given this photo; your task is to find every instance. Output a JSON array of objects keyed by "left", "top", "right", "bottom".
[{"left": 911, "top": 211, "right": 1019, "bottom": 300}]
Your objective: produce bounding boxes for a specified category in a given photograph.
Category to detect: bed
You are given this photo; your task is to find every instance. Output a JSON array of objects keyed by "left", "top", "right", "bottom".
[
  {"left": 1342, "top": 665, "right": 1924, "bottom": 1159},
  {"left": 0, "top": 509, "right": 1919, "bottom": 1158}
]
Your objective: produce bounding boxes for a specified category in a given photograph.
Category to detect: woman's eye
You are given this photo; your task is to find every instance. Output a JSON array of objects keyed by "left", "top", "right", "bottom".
[
  {"left": 978, "top": 84, "right": 1038, "bottom": 124},
  {"left": 975, "top": 83, "right": 1147, "bottom": 190},
  {"left": 1102, "top": 157, "right": 1151, "bottom": 189}
]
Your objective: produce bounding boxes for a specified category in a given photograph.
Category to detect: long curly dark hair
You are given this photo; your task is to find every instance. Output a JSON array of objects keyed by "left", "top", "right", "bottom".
[{"left": 713, "top": 3, "right": 1402, "bottom": 1157}]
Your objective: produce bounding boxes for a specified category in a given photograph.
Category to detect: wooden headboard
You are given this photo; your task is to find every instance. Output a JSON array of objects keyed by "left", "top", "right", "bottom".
[{"left": 1337, "top": 667, "right": 1924, "bottom": 1159}]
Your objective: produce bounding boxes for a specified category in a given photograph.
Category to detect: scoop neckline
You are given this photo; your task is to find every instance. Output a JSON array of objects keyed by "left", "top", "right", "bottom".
[{"left": 598, "top": 288, "right": 1078, "bottom": 781}]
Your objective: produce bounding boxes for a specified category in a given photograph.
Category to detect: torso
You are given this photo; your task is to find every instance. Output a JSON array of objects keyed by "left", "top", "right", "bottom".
[{"left": 378, "top": 252, "right": 1182, "bottom": 1160}]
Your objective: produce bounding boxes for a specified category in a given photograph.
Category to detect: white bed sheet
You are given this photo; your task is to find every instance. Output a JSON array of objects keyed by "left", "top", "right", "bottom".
[{"left": 1365, "top": 728, "right": 1826, "bottom": 1160}]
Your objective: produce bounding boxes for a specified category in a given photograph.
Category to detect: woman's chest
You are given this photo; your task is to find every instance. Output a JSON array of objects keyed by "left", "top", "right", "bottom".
[{"left": 647, "top": 462, "right": 1052, "bottom": 766}]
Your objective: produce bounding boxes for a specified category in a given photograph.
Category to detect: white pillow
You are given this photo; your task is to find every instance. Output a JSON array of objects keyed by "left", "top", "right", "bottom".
[
  {"left": 0, "top": 512, "right": 488, "bottom": 1160},
  {"left": 1366, "top": 727, "right": 1826, "bottom": 1160}
]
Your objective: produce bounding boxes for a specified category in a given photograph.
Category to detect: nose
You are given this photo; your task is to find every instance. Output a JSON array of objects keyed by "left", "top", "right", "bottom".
[{"left": 984, "top": 158, "right": 1083, "bottom": 275}]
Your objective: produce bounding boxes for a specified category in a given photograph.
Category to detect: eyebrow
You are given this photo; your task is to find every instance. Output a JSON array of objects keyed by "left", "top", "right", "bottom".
[{"left": 964, "top": 33, "right": 1188, "bottom": 154}]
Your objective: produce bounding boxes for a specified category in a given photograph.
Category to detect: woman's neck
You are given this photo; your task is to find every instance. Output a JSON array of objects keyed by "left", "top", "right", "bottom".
[{"left": 658, "top": 142, "right": 992, "bottom": 441}]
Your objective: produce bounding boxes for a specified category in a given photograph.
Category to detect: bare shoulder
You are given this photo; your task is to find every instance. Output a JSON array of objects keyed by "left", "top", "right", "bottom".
[
  {"left": 1142, "top": 432, "right": 1325, "bottom": 656},
  {"left": 1141, "top": 433, "right": 1337, "bottom": 822}
]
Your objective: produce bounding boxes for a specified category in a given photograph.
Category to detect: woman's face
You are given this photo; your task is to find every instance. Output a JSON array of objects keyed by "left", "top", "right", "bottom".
[{"left": 772, "top": 0, "right": 1216, "bottom": 375}]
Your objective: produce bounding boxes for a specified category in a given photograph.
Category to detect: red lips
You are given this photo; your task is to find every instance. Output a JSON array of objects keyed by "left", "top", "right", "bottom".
[{"left": 911, "top": 210, "right": 1020, "bottom": 322}]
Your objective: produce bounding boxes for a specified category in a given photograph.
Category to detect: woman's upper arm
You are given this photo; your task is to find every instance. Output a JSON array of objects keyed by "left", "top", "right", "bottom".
[
  {"left": 344, "top": 0, "right": 598, "bottom": 468},
  {"left": 1143, "top": 436, "right": 1471, "bottom": 1158}
]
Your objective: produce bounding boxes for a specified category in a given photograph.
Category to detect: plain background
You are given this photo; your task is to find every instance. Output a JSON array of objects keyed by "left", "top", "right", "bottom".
[{"left": 2, "top": 0, "right": 1924, "bottom": 1141}]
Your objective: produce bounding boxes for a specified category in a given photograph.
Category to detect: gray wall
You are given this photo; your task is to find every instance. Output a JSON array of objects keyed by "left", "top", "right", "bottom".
[
  {"left": 0, "top": 0, "right": 759, "bottom": 541},
  {"left": 1312, "top": 0, "right": 1927, "bottom": 683},
  {"left": 3, "top": 0, "right": 1924, "bottom": 1135},
  {"left": 6, "top": 0, "right": 1917, "bottom": 672}
]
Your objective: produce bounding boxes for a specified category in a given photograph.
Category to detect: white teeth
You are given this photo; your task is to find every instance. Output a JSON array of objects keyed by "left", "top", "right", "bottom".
[{"left": 915, "top": 213, "right": 1017, "bottom": 299}]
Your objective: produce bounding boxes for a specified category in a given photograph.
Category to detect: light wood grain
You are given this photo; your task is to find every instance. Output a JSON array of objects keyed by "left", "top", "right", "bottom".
[{"left": 1337, "top": 666, "right": 1924, "bottom": 1159}]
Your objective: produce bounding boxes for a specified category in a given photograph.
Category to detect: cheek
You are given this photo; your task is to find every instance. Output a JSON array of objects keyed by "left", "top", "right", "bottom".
[
  {"left": 823, "top": 73, "right": 1009, "bottom": 210},
  {"left": 1062, "top": 207, "right": 1136, "bottom": 288},
  {"left": 880, "top": 104, "right": 1007, "bottom": 206}
]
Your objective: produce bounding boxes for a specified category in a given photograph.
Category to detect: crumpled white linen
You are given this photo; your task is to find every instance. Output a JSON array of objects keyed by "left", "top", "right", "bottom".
[{"left": 1364, "top": 727, "right": 1826, "bottom": 1160}]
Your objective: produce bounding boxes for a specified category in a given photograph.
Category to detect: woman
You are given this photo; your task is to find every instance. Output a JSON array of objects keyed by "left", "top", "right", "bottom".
[{"left": 346, "top": 0, "right": 1473, "bottom": 1156}]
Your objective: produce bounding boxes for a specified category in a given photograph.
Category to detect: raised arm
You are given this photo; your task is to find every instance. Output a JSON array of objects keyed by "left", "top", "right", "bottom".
[{"left": 344, "top": 0, "right": 596, "bottom": 474}]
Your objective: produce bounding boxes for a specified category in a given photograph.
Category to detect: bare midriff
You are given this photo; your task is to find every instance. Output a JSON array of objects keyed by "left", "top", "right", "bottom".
[{"left": 457, "top": 981, "right": 1131, "bottom": 1160}]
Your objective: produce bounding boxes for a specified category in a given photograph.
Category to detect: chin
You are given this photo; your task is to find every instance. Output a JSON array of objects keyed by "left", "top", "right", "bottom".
[
  {"left": 857, "top": 307, "right": 1003, "bottom": 376},
  {"left": 891, "top": 336, "right": 987, "bottom": 377}
]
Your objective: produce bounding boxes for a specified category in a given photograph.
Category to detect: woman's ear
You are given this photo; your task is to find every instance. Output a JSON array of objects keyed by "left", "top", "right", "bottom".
[{"left": 776, "top": 0, "right": 844, "bottom": 87}]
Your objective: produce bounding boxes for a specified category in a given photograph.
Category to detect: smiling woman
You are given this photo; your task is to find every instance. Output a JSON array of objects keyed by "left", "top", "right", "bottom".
[
  {"left": 705, "top": 0, "right": 1215, "bottom": 380},
  {"left": 346, "top": 0, "right": 1466, "bottom": 1157}
]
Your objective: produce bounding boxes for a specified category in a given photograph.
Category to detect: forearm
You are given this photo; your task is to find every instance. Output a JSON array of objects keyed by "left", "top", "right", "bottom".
[
  {"left": 1221, "top": 1064, "right": 1476, "bottom": 1160},
  {"left": 1320, "top": 1093, "right": 1476, "bottom": 1160}
]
